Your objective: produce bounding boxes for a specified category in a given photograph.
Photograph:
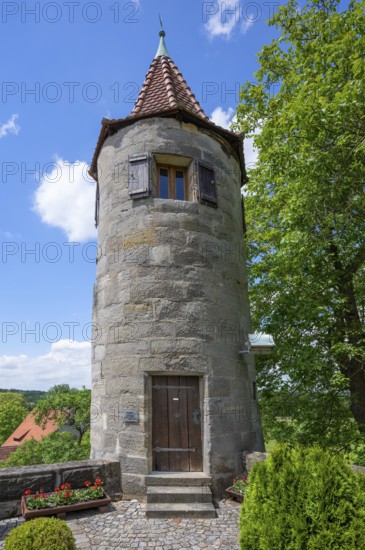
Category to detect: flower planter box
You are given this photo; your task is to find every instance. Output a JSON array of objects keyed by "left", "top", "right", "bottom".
[
  {"left": 225, "top": 486, "right": 245, "bottom": 503},
  {"left": 21, "top": 491, "right": 112, "bottom": 520}
]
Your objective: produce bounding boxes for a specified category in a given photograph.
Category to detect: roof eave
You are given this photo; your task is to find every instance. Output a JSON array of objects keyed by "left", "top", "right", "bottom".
[{"left": 89, "top": 108, "right": 247, "bottom": 185}]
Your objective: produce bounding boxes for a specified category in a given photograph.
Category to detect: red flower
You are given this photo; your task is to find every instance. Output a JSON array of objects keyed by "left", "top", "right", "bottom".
[
  {"left": 54, "top": 487, "right": 60, "bottom": 492},
  {"left": 84, "top": 481, "right": 91, "bottom": 487},
  {"left": 41, "top": 493, "right": 47, "bottom": 499},
  {"left": 60, "top": 484, "right": 65, "bottom": 490},
  {"left": 64, "top": 483, "right": 71, "bottom": 489},
  {"left": 92, "top": 485, "right": 97, "bottom": 489},
  {"left": 233, "top": 478, "right": 237, "bottom": 483},
  {"left": 95, "top": 478, "right": 102, "bottom": 486},
  {"left": 24, "top": 489, "right": 32, "bottom": 495},
  {"left": 242, "top": 475, "right": 247, "bottom": 482}
]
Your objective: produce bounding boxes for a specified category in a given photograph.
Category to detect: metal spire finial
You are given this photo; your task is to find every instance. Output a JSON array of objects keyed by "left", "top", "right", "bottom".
[{"left": 155, "top": 16, "right": 170, "bottom": 58}]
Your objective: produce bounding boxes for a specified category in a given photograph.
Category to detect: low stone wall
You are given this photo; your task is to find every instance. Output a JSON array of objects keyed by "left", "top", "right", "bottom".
[
  {"left": 0, "top": 459, "right": 121, "bottom": 520},
  {"left": 350, "top": 464, "right": 365, "bottom": 476},
  {"left": 243, "top": 452, "right": 268, "bottom": 474},
  {"left": 243, "top": 451, "right": 365, "bottom": 478}
]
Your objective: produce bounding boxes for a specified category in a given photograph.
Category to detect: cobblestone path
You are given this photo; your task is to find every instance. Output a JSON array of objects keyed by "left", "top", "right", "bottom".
[{"left": 0, "top": 499, "right": 240, "bottom": 549}]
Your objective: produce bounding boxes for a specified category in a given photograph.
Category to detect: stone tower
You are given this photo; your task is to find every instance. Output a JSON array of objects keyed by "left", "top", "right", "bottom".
[{"left": 89, "top": 30, "right": 264, "bottom": 500}]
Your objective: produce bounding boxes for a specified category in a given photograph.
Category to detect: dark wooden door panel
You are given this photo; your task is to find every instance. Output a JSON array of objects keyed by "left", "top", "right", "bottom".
[
  {"left": 187, "top": 376, "right": 203, "bottom": 471},
  {"left": 167, "top": 377, "right": 182, "bottom": 471},
  {"left": 152, "top": 375, "right": 169, "bottom": 471},
  {"left": 178, "top": 383, "right": 190, "bottom": 471},
  {"left": 152, "top": 375, "right": 202, "bottom": 472}
]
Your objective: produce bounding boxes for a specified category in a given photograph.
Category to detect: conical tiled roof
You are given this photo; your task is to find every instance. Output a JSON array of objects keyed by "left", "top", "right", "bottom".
[
  {"left": 89, "top": 30, "right": 246, "bottom": 184},
  {"left": 130, "top": 32, "right": 208, "bottom": 120}
]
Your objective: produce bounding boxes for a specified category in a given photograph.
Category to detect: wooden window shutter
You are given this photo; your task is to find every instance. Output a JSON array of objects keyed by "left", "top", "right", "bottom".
[
  {"left": 128, "top": 153, "right": 150, "bottom": 198},
  {"left": 198, "top": 162, "right": 217, "bottom": 207},
  {"left": 95, "top": 183, "right": 100, "bottom": 228}
]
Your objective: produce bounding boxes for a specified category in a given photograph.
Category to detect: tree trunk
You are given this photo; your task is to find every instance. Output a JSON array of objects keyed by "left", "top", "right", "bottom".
[{"left": 337, "top": 271, "right": 365, "bottom": 433}]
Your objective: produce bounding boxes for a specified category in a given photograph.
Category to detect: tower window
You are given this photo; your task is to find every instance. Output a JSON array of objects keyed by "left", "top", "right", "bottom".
[{"left": 157, "top": 165, "right": 187, "bottom": 200}]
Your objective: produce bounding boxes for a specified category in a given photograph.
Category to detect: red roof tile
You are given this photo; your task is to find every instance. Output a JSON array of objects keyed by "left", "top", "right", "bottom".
[
  {"left": 131, "top": 55, "right": 208, "bottom": 120},
  {"left": 0, "top": 446, "right": 17, "bottom": 461},
  {"left": 2, "top": 412, "right": 59, "bottom": 447},
  {"left": 89, "top": 34, "right": 246, "bottom": 183}
]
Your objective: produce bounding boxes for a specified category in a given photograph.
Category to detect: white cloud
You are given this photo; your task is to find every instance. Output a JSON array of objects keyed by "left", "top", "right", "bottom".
[
  {"left": 244, "top": 135, "right": 259, "bottom": 169},
  {"left": 205, "top": 0, "right": 238, "bottom": 38},
  {"left": 210, "top": 106, "right": 236, "bottom": 129},
  {"left": 244, "top": 127, "right": 261, "bottom": 169},
  {"left": 34, "top": 158, "right": 97, "bottom": 242},
  {"left": 241, "top": 18, "right": 254, "bottom": 35},
  {"left": 204, "top": 1, "right": 255, "bottom": 39},
  {"left": 210, "top": 107, "right": 259, "bottom": 167},
  {"left": 0, "top": 340, "right": 91, "bottom": 391},
  {"left": 0, "top": 114, "right": 20, "bottom": 139},
  {"left": 1, "top": 230, "right": 22, "bottom": 239}
]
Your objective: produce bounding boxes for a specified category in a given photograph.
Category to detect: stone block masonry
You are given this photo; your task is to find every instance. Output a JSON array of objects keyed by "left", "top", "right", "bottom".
[
  {"left": 0, "top": 459, "right": 121, "bottom": 520},
  {"left": 91, "top": 115, "right": 265, "bottom": 500}
]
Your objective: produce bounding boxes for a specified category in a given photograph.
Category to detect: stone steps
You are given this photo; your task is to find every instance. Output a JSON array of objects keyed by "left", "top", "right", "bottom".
[
  {"left": 147, "top": 485, "right": 213, "bottom": 504},
  {"left": 145, "top": 472, "right": 212, "bottom": 486},
  {"left": 145, "top": 474, "right": 216, "bottom": 519},
  {"left": 146, "top": 502, "right": 217, "bottom": 519}
]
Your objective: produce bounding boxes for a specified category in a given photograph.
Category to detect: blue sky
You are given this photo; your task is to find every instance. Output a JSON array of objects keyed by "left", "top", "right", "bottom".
[{"left": 0, "top": 0, "right": 285, "bottom": 390}]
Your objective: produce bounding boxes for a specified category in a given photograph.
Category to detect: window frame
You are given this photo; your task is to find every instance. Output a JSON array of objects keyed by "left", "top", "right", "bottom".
[{"left": 156, "top": 164, "right": 188, "bottom": 201}]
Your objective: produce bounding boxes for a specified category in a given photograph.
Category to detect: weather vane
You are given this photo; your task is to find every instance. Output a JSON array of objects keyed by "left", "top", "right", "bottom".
[{"left": 159, "top": 14, "right": 163, "bottom": 30}]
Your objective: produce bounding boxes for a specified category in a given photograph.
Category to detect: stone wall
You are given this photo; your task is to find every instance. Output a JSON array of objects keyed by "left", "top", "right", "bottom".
[
  {"left": 242, "top": 451, "right": 268, "bottom": 475},
  {"left": 91, "top": 116, "right": 264, "bottom": 499},
  {"left": 0, "top": 459, "right": 121, "bottom": 520},
  {"left": 242, "top": 451, "right": 365, "bottom": 478}
]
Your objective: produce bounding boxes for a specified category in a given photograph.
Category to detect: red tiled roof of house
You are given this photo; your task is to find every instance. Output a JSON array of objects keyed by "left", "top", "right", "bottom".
[
  {"left": 0, "top": 445, "right": 17, "bottom": 461},
  {"left": 2, "top": 412, "right": 59, "bottom": 447},
  {"left": 130, "top": 55, "right": 208, "bottom": 121}
]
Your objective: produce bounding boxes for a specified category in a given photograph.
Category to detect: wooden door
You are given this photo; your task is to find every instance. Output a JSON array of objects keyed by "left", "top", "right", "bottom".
[{"left": 152, "top": 376, "right": 202, "bottom": 472}]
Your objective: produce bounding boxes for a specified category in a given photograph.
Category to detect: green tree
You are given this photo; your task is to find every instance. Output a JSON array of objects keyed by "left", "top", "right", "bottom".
[
  {"left": 34, "top": 386, "right": 91, "bottom": 444},
  {"left": 0, "top": 392, "right": 28, "bottom": 445},
  {"left": 0, "top": 431, "right": 90, "bottom": 468},
  {"left": 0, "top": 438, "right": 42, "bottom": 467},
  {"left": 235, "top": 0, "right": 365, "bottom": 451}
]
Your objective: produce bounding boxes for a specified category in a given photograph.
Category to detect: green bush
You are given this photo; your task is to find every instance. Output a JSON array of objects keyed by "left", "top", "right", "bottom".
[
  {"left": 0, "top": 431, "right": 90, "bottom": 468},
  {"left": 4, "top": 517, "right": 76, "bottom": 550},
  {"left": 240, "top": 445, "right": 365, "bottom": 550}
]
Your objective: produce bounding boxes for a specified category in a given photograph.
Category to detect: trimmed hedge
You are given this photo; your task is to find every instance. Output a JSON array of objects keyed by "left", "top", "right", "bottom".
[
  {"left": 5, "top": 517, "right": 76, "bottom": 550},
  {"left": 240, "top": 445, "right": 365, "bottom": 549}
]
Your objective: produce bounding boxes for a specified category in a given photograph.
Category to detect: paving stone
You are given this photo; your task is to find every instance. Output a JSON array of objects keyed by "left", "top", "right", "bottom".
[{"left": 0, "top": 499, "right": 240, "bottom": 549}]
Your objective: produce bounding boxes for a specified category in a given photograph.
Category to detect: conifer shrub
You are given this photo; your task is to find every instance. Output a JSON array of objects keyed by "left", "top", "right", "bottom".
[
  {"left": 240, "top": 445, "right": 365, "bottom": 550},
  {"left": 4, "top": 517, "right": 76, "bottom": 550}
]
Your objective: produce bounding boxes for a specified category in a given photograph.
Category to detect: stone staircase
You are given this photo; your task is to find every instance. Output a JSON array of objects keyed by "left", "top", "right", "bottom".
[{"left": 145, "top": 472, "right": 216, "bottom": 519}]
